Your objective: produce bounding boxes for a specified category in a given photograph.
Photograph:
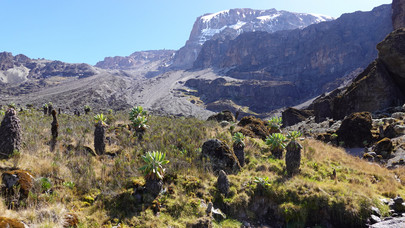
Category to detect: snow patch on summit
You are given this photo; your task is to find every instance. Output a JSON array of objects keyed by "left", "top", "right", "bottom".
[
  {"left": 257, "top": 14, "right": 281, "bottom": 23},
  {"left": 201, "top": 10, "right": 230, "bottom": 23}
]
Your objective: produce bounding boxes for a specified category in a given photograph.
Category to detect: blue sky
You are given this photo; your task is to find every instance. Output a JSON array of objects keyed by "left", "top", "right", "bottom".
[{"left": 0, "top": 0, "right": 392, "bottom": 65}]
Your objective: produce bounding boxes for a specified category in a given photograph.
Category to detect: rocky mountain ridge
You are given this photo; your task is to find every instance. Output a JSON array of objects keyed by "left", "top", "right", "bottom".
[
  {"left": 171, "top": 8, "right": 333, "bottom": 69},
  {"left": 0, "top": 52, "right": 97, "bottom": 84},
  {"left": 186, "top": 4, "right": 393, "bottom": 114},
  {"left": 95, "top": 50, "right": 175, "bottom": 70}
]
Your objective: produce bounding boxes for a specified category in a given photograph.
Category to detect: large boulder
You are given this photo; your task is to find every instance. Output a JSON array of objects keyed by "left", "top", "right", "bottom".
[
  {"left": 374, "top": 138, "right": 393, "bottom": 159},
  {"left": 237, "top": 116, "right": 269, "bottom": 140},
  {"left": 281, "top": 107, "right": 313, "bottom": 127},
  {"left": 1, "top": 170, "right": 34, "bottom": 199},
  {"left": 207, "top": 110, "right": 235, "bottom": 122},
  {"left": 377, "top": 28, "right": 405, "bottom": 93},
  {"left": 0, "top": 109, "right": 22, "bottom": 158},
  {"left": 0, "top": 217, "right": 27, "bottom": 228},
  {"left": 337, "top": 112, "right": 373, "bottom": 148},
  {"left": 201, "top": 139, "right": 240, "bottom": 174}
]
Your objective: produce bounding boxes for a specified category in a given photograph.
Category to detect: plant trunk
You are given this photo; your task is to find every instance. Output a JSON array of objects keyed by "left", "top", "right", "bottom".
[
  {"left": 94, "top": 122, "right": 106, "bottom": 155},
  {"left": 272, "top": 147, "right": 283, "bottom": 159},
  {"left": 145, "top": 178, "right": 163, "bottom": 197},
  {"left": 233, "top": 144, "right": 245, "bottom": 167},
  {"left": 285, "top": 141, "right": 302, "bottom": 176}
]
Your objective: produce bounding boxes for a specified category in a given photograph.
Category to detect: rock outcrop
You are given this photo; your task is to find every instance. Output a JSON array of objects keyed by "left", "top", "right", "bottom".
[
  {"left": 237, "top": 116, "right": 269, "bottom": 140},
  {"left": 307, "top": 28, "right": 405, "bottom": 121},
  {"left": 282, "top": 108, "right": 313, "bottom": 127},
  {"left": 1, "top": 169, "right": 34, "bottom": 199},
  {"left": 393, "top": 0, "right": 405, "bottom": 30},
  {"left": 201, "top": 139, "right": 241, "bottom": 174},
  {"left": 0, "top": 108, "right": 22, "bottom": 158},
  {"left": 336, "top": 112, "right": 373, "bottom": 148},
  {"left": 207, "top": 110, "right": 235, "bottom": 122},
  {"left": 172, "top": 8, "right": 332, "bottom": 69}
]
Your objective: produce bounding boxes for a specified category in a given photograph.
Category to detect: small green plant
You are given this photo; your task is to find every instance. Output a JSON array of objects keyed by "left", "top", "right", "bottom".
[
  {"left": 63, "top": 181, "right": 75, "bottom": 189},
  {"left": 254, "top": 176, "right": 270, "bottom": 188},
  {"left": 84, "top": 105, "right": 91, "bottom": 114},
  {"left": 232, "top": 132, "right": 245, "bottom": 147},
  {"left": 42, "top": 103, "right": 48, "bottom": 108},
  {"left": 39, "top": 177, "right": 52, "bottom": 192},
  {"left": 268, "top": 116, "right": 282, "bottom": 129},
  {"left": 139, "top": 151, "right": 170, "bottom": 180},
  {"left": 94, "top": 113, "right": 107, "bottom": 125}
]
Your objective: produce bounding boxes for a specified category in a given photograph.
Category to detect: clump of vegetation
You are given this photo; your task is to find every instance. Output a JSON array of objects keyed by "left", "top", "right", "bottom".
[
  {"left": 129, "top": 106, "right": 149, "bottom": 139},
  {"left": 0, "top": 109, "right": 404, "bottom": 227},
  {"left": 268, "top": 116, "right": 282, "bottom": 133},
  {"left": 265, "top": 133, "right": 287, "bottom": 159}
]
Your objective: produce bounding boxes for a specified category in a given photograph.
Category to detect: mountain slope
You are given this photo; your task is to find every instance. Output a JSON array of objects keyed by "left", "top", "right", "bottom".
[{"left": 171, "top": 8, "right": 333, "bottom": 69}]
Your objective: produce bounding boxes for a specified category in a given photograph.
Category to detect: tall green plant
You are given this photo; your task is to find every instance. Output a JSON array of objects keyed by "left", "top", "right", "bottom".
[
  {"left": 94, "top": 113, "right": 107, "bottom": 125},
  {"left": 139, "top": 151, "right": 169, "bottom": 180}
]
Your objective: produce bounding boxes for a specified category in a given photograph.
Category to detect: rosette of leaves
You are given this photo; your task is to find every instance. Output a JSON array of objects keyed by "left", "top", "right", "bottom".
[
  {"left": 129, "top": 106, "right": 147, "bottom": 121},
  {"left": 268, "top": 116, "right": 282, "bottom": 133},
  {"left": 94, "top": 113, "right": 107, "bottom": 126},
  {"left": 139, "top": 151, "right": 170, "bottom": 180},
  {"left": 265, "top": 133, "right": 287, "bottom": 159}
]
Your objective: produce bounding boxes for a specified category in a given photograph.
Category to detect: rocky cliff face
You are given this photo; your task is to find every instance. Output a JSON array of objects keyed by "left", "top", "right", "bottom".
[
  {"left": 0, "top": 52, "right": 96, "bottom": 85},
  {"left": 187, "top": 5, "right": 392, "bottom": 114},
  {"left": 185, "top": 78, "right": 299, "bottom": 113},
  {"left": 393, "top": 0, "right": 405, "bottom": 29},
  {"left": 171, "top": 8, "right": 333, "bottom": 69},
  {"left": 306, "top": 28, "right": 405, "bottom": 121},
  {"left": 95, "top": 50, "right": 175, "bottom": 70}
]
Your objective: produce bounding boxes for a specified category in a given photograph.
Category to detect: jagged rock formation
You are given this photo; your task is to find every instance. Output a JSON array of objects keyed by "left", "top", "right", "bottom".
[
  {"left": 95, "top": 50, "right": 175, "bottom": 70},
  {"left": 188, "top": 5, "right": 392, "bottom": 114},
  {"left": 307, "top": 28, "right": 405, "bottom": 121},
  {"left": 393, "top": 0, "right": 405, "bottom": 29},
  {"left": 0, "top": 108, "right": 22, "bottom": 158},
  {"left": 172, "top": 8, "right": 333, "bottom": 69}
]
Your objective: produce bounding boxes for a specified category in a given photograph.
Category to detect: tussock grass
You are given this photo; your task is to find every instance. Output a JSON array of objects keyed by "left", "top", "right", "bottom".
[{"left": 0, "top": 109, "right": 404, "bottom": 227}]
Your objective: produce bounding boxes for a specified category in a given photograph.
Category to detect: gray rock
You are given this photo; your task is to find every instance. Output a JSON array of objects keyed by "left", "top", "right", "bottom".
[
  {"left": 217, "top": 170, "right": 230, "bottom": 195},
  {"left": 370, "top": 214, "right": 382, "bottom": 224},
  {"left": 370, "top": 217, "right": 405, "bottom": 228},
  {"left": 392, "top": 112, "right": 405, "bottom": 120},
  {"left": 394, "top": 125, "right": 405, "bottom": 136},
  {"left": 201, "top": 139, "right": 241, "bottom": 174},
  {"left": 372, "top": 206, "right": 381, "bottom": 217}
]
